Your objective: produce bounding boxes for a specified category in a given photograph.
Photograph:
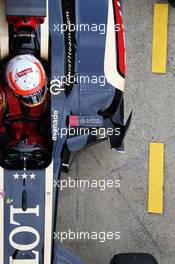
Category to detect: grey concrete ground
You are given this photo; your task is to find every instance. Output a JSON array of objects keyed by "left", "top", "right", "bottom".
[{"left": 57, "top": 1, "right": 175, "bottom": 263}]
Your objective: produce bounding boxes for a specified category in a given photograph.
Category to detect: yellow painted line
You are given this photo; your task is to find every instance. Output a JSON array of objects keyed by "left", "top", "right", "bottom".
[
  {"left": 148, "top": 143, "right": 164, "bottom": 214},
  {"left": 152, "top": 3, "right": 169, "bottom": 73},
  {"left": 0, "top": 167, "right": 4, "bottom": 264}
]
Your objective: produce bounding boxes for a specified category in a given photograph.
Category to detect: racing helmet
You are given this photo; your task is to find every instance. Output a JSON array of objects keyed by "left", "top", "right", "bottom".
[{"left": 6, "top": 54, "right": 47, "bottom": 106}]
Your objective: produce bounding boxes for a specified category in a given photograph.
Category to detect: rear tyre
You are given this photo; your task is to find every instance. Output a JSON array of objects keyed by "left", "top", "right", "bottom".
[{"left": 110, "top": 253, "right": 158, "bottom": 264}]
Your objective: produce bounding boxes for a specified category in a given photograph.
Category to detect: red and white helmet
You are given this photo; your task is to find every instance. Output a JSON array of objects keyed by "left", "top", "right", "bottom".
[{"left": 6, "top": 54, "right": 47, "bottom": 106}]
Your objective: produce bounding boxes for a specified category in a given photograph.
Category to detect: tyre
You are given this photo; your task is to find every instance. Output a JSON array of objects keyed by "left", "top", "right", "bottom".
[{"left": 110, "top": 253, "right": 158, "bottom": 264}]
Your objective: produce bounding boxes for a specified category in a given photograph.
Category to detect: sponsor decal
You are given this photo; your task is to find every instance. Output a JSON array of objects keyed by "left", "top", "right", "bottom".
[
  {"left": 17, "top": 68, "right": 33, "bottom": 78},
  {"left": 9, "top": 205, "right": 40, "bottom": 263},
  {"left": 6, "top": 198, "right": 13, "bottom": 204},
  {"left": 69, "top": 116, "right": 104, "bottom": 127},
  {"left": 52, "top": 110, "right": 59, "bottom": 141}
]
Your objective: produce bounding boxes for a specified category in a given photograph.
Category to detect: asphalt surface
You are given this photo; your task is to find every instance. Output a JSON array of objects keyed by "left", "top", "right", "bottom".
[{"left": 57, "top": 1, "right": 175, "bottom": 263}]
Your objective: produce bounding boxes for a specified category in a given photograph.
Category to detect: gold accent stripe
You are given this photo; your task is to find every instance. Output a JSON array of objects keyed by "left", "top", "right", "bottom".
[
  {"left": 152, "top": 4, "right": 169, "bottom": 73},
  {"left": 40, "top": 0, "right": 49, "bottom": 60},
  {"left": 0, "top": 167, "right": 4, "bottom": 264},
  {"left": 44, "top": 162, "right": 54, "bottom": 264},
  {"left": 0, "top": 0, "right": 9, "bottom": 59},
  {"left": 148, "top": 143, "right": 164, "bottom": 214}
]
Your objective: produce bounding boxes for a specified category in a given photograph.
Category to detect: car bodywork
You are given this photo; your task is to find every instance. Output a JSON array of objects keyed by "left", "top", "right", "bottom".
[{"left": 0, "top": 0, "right": 132, "bottom": 263}]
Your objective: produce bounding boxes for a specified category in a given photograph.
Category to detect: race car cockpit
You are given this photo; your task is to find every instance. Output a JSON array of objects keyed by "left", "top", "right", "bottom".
[{"left": 0, "top": 15, "right": 52, "bottom": 170}]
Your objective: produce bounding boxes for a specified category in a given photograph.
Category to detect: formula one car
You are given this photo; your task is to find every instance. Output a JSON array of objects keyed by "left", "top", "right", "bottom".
[{"left": 0, "top": 0, "right": 133, "bottom": 263}]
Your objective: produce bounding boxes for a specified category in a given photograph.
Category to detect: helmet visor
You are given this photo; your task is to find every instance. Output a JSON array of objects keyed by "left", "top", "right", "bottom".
[{"left": 18, "top": 85, "right": 48, "bottom": 106}]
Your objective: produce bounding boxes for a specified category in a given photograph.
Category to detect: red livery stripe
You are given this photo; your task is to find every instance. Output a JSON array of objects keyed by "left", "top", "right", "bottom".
[{"left": 113, "top": 0, "right": 126, "bottom": 77}]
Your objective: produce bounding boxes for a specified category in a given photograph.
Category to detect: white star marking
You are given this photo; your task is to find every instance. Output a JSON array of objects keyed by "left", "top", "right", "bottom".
[
  {"left": 21, "top": 173, "right": 28, "bottom": 180},
  {"left": 13, "top": 173, "right": 20, "bottom": 179},
  {"left": 30, "top": 173, "right": 36, "bottom": 180}
]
